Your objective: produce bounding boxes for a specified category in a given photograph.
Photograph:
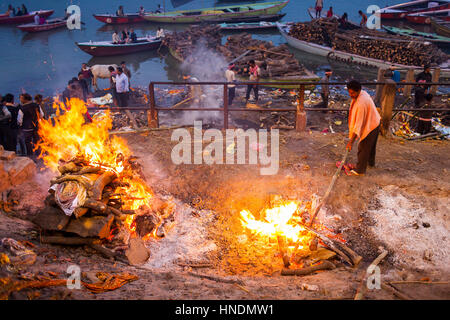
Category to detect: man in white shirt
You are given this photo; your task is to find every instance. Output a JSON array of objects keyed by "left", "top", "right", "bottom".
[
  {"left": 115, "top": 67, "right": 130, "bottom": 108},
  {"left": 225, "top": 63, "right": 236, "bottom": 106},
  {"left": 34, "top": 13, "right": 39, "bottom": 25},
  {"left": 156, "top": 27, "right": 165, "bottom": 39},
  {"left": 112, "top": 31, "right": 120, "bottom": 44}
]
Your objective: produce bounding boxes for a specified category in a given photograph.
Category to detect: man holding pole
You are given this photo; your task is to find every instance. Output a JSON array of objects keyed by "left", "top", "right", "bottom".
[{"left": 345, "top": 80, "right": 381, "bottom": 176}]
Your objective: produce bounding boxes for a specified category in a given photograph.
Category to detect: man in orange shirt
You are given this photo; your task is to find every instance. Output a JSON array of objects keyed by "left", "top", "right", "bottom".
[{"left": 346, "top": 80, "right": 381, "bottom": 175}]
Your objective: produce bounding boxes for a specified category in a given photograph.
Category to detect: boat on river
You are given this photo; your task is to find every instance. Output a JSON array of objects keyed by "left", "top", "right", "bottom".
[
  {"left": 17, "top": 18, "right": 66, "bottom": 32},
  {"left": 142, "top": 1, "right": 289, "bottom": 24},
  {"left": 219, "top": 21, "right": 278, "bottom": 30},
  {"left": 93, "top": 13, "right": 146, "bottom": 24},
  {"left": 431, "top": 17, "right": 450, "bottom": 36},
  {"left": 76, "top": 37, "right": 162, "bottom": 57},
  {"left": 380, "top": 0, "right": 450, "bottom": 20},
  {"left": 276, "top": 22, "right": 450, "bottom": 77},
  {"left": 0, "top": 10, "right": 54, "bottom": 24},
  {"left": 383, "top": 25, "right": 450, "bottom": 47},
  {"left": 406, "top": 9, "right": 450, "bottom": 24}
]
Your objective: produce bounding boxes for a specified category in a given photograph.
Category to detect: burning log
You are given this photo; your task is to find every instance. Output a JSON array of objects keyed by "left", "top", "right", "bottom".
[
  {"left": 281, "top": 260, "right": 336, "bottom": 276},
  {"left": 92, "top": 171, "right": 117, "bottom": 201}
]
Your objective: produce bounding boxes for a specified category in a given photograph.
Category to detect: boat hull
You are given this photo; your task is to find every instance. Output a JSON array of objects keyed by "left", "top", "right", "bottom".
[
  {"left": 17, "top": 19, "right": 66, "bottom": 32},
  {"left": 143, "top": 1, "right": 289, "bottom": 24},
  {"left": 381, "top": 2, "right": 450, "bottom": 20},
  {"left": 77, "top": 39, "right": 161, "bottom": 56},
  {"left": 220, "top": 22, "right": 277, "bottom": 30},
  {"left": 93, "top": 14, "right": 146, "bottom": 24},
  {"left": 0, "top": 10, "right": 54, "bottom": 24},
  {"left": 431, "top": 18, "right": 450, "bottom": 37},
  {"left": 276, "top": 23, "right": 450, "bottom": 77}
]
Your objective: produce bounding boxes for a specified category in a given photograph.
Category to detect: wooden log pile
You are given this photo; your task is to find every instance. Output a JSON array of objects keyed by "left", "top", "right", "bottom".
[
  {"left": 32, "top": 155, "right": 175, "bottom": 260},
  {"left": 223, "top": 33, "right": 308, "bottom": 78},
  {"left": 162, "top": 25, "right": 311, "bottom": 79},
  {"left": 288, "top": 19, "right": 449, "bottom": 67},
  {"left": 162, "top": 24, "right": 222, "bottom": 62}
]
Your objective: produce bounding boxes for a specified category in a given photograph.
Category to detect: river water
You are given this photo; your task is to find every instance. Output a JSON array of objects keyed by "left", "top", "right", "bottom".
[{"left": 0, "top": 0, "right": 416, "bottom": 97}]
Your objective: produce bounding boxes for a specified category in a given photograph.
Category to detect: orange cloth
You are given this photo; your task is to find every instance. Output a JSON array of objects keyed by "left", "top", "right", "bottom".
[{"left": 348, "top": 90, "right": 380, "bottom": 142}]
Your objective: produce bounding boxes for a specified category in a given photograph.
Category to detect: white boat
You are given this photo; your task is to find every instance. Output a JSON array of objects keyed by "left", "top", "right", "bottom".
[{"left": 276, "top": 22, "right": 450, "bottom": 77}]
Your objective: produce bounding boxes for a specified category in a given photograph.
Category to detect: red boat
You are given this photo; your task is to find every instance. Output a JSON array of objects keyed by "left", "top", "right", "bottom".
[
  {"left": 0, "top": 10, "right": 54, "bottom": 24},
  {"left": 93, "top": 13, "right": 146, "bottom": 24},
  {"left": 380, "top": 0, "right": 450, "bottom": 20},
  {"left": 17, "top": 18, "right": 66, "bottom": 32},
  {"left": 76, "top": 37, "right": 162, "bottom": 56},
  {"left": 406, "top": 9, "right": 450, "bottom": 24}
]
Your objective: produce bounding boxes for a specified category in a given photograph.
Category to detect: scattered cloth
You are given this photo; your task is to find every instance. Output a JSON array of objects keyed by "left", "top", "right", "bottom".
[{"left": 1, "top": 238, "right": 36, "bottom": 266}]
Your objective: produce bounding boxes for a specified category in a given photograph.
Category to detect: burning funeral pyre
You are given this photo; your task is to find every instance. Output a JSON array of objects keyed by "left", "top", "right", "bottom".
[{"left": 32, "top": 98, "right": 175, "bottom": 264}]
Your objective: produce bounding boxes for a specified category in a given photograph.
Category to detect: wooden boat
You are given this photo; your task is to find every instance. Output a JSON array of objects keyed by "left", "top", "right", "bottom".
[
  {"left": 17, "top": 18, "right": 66, "bottom": 32},
  {"left": 219, "top": 21, "right": 277, "bottom": 30},
  {"left": 431, "top": 17, "right": 450, "bottom": 36},
  {"left": 0, "top": 10, "right": 54, "bottom": 24},
  {"left": 142, "top": 0, "right": 289, "bottom": 24},
  {"left": 76, "top": 37, "right": 162, "bottom": 56},
  {"left": 93, "top": 13, "right": 146, "bottom": 24},
  {"left": 276, "top": 22, "right": 450, "bottom": 77},
  {"left": 383, "top": 25, "right": 450, "bottom": 47},
  {"left": 380, "top": 0, "right": 450, "bottom": 20},
  {"left": 406, "top": 9, "right": 450, "bottom": 24}
]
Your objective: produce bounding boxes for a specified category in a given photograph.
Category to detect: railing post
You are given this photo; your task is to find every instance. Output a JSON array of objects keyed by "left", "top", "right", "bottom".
[
  {"left": 403, "top": 69, "right": 415, "bottom": 98},
  {"left": 148, "top": 82, "right": 158, "bottom": 128},
  {"left": 375, "top": 67, "right": 385, "bottom": 105},
  {"left": 380, "top": 79, "right": 396, "bottom": 137},
  {"left": 296, "top": 84, "right": 306, "bottom": 132},
  {"left": 430, "top": 68, "right": 441, "bottom": 95},
  {"left": 223, "top": 83, "right": 228, "bottom": 130}
]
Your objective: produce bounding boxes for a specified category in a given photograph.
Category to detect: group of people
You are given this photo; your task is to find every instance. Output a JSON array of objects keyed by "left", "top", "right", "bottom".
[
  {"left": 112, "top": 28, "right": 137, "bottom": 44},
  {"left": 115, "top": 4, "right": 163, "bottom": 16},
  {"left": 314, "top": 1, "right": 369, "bottom": 28},
  {"left": 6, "top": 4, "right": 28, "bottom": 17},
  {"left": 33, "top": 12, "right": 47, "bottom": 25},
  {"left": 0, "top": 92, "right": 44, "bottom": 160},
  {"left": 224, "top": 59, "right": 261, "bottom": 106}
]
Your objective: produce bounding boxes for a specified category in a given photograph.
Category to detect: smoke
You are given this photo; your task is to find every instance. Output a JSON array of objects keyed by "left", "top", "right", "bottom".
[{"left": 178, "top": 39, "right": 229, "bottom": 125}]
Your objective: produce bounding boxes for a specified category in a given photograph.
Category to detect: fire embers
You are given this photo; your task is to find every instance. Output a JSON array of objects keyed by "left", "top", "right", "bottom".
[{"left": 130, "top": 197, "right": 176, "bottom": 239}]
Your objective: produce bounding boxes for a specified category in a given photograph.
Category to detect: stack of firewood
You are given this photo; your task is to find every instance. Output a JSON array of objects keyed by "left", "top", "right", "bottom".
[
  {"left": 288, "top": 19, "right": 449, "bottom": 66},
  {"left": 162, "top": 24, "right": 222, "bottom": 62},
  {"left": 223, "top": 33, "right": 307, "bottom": 79},
  {"left": 162, "top": 25, "right": 310, "bottom": 79}
]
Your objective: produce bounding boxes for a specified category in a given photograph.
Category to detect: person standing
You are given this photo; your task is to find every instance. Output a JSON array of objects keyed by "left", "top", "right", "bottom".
[
  {"left": 77, "top": 73, "right": 89, "bottom": 101},
  {"left": 2, "top": 94, "right": 19, "bottom": 153},
  {"left": 359, "top": 10, "right": 368, "bottom": 27},
  {"left": 115, "top": 67, "right": 130, "bottom": 108},
  {"left": 34, "top": 12, "right": 39, "bottom": 24},
  {"left": 120, "top": 61, "right": 131, "bottom": 86},
  {"left": 108, "top": 66, "right": 118, "bottom": 105},
  {"left": 80, "top": 63, "right": 93, "bottom": 92},
  {"left": 17, "top": 93, "right": 44, "bottom": 159},
  {"left": 225, "top": 63, "right": 236, "bottom": 106},
  {"left": 345, "top": 80, "right": 381, "bottom": 176},
  {"left": 414, "top": 65, "right": 432, "bottom": 108},
  {"left": 315, "top": 0, "right": 323, "bottom": 18},
  {"left": 416, "top": 93, "right": 433, "bottom": 135},
  {"left": 320, "top": 69, "right": 332, "bottom": 108},
  {"left": 245, "top": 60, "right": 260, "bottom": 104}
]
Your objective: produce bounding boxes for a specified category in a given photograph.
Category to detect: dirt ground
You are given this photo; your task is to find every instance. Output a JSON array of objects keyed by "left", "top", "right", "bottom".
[{"left": 1, "top": 109, "right": 449, "bottom": 300}]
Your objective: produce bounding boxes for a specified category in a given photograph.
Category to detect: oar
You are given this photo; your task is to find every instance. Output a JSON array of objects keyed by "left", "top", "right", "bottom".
[
  {"left": 309, "top": 148, "right": 349, "bottom": 227},
  {"left": 228, "top": 49, "right": 253, "bottom": 64}
]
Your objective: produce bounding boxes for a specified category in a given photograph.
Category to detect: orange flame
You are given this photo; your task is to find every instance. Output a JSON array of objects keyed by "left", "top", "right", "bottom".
[
  {"left": 37, "top": 98, "right": 153, "bottom": 233},
  {"left": 240, "top": 200, "right": 311, "bottom": 251}
]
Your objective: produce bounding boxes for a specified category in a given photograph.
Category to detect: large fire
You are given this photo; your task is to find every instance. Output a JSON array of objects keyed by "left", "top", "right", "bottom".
[{"left": 37, "top": 98, "right": 153, "bottom": 233}]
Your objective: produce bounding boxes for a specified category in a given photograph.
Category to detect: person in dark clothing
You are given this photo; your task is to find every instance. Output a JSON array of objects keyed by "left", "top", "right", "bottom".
[
  {"left": 7, "top": 5, "right": 15, "bottom": 17},
  {"left": 414, "top": 65, "right": 432, "bottom": 107},
  {"left": 16, "top": 7, "right": 23, "bottom": 16},
  {"left": 2, "top": 94, "right": 20, "bottom": 153},
  {"left": 77, "top": 72, "right": 89, "bottom": 101},
  {"left": 416, "top": 93, "right": 434, "bottom": 135},
  {"left": 245, "top": 60, "right": 260, "bottom": 103},
  {"left": 17, "top": 93, "right": 43, "bottom": 159},
  {"left": 320, "top": 69, "right": 332, "bottom": 109},
  {"left": 21, "top": 4, "right": 28, "bottom": 15},
  {"left": 108, "top": 66, "right": 118, "bottom": 105},
  {"left": 80, "top": 63, "right": 93, "bottom": 92},
  {"left": 128, "top": 28, "right": 137, "bottom": 43}
]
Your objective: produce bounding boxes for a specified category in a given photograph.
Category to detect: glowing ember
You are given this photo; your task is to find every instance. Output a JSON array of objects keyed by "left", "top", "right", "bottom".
[
  {"left": 240, "top": 200, "right": 312, "bottom": 251},
  {"left": 37, "top": 97, "right": 153, "bottom": 234}
]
